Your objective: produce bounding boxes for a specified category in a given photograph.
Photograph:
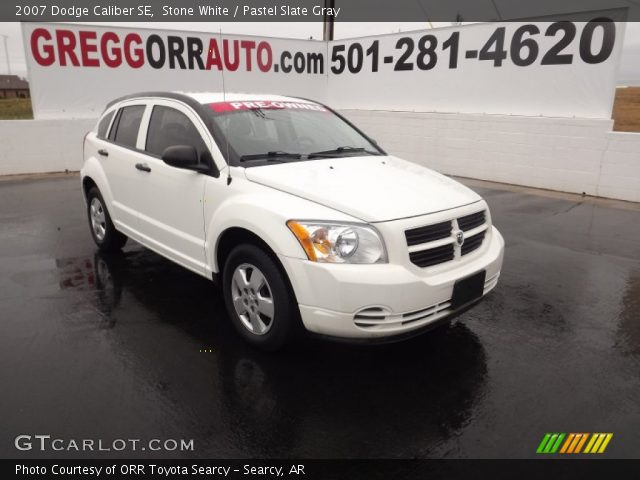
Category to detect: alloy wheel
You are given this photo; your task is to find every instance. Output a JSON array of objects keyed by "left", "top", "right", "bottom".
[{"left": 231, "top": 263, "right": 275, "bottom": 335}]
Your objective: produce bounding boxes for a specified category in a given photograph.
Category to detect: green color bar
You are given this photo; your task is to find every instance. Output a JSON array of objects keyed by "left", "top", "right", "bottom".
[
  {"left": 550, "top": 433, "right": 566, "bottom": 453},
  {"left": 537, "top": 433, "right": 552, "bottom": 453},
  {"left": 543, "top": 434, "right": 559, "bottom": 453}
]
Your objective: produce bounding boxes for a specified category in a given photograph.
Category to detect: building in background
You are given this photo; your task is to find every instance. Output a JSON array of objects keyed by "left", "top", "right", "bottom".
[{"left": 0, "top": 75, "right": 29, "bottom": 99}]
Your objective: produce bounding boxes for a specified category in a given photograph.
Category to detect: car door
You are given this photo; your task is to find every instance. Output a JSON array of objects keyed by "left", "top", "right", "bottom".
[
  {"left": 131, "top": 100, "right": 212, "bottom": 276},
  {"left": 99, "top": 102, "right": 148, "bottom": 236}
]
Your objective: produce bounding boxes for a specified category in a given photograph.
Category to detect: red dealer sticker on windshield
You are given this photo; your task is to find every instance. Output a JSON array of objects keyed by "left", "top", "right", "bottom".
[{"left": 209, "top": 100, "right": 328, "bottom": 113}]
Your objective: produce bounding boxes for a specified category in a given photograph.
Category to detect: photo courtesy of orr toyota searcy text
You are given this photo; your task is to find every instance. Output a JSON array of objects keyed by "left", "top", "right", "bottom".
[{"left": 16, "top": 464, "right": 299, "bottom": 477}]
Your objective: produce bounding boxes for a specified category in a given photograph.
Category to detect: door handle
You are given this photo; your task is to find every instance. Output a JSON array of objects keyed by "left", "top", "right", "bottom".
[
  {"left": 135, "top": 163, "right": 151, "bottom": 173},
  {"left": 98, "top": 149, "right": 109, "bottom": 157}
]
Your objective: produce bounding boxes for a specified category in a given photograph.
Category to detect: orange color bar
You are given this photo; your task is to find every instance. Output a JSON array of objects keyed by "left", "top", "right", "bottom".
[
  {"left": 559, "top": 434, "right": 575, "bottom": 454},
  {"left": 567, "top": 434, "right": 582, "bottom": 453},
  {"left": 574, "top": 433, "right": 589, "bottom": 453}
]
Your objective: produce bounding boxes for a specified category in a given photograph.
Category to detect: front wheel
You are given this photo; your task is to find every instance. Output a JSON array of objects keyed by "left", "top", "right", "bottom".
[
  {"left": 86, "top": 186, "right": 127, "bottom": 252},
  {"left": 222, "top": 244, "right": 299, "bottom": 351}
]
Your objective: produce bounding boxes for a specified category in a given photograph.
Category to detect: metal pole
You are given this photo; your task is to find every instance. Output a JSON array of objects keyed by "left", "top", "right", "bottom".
[
  {"left": 323, "top": 0, "right": 335, "bottom": 41},
  {"left": 1, "top": 35, "right": 10, "bottom": 75}
]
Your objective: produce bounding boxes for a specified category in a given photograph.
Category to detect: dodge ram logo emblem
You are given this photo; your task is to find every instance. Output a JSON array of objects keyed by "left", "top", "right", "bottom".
[{"left": 455, "top": 230, "right": 465, "bottom": 246}]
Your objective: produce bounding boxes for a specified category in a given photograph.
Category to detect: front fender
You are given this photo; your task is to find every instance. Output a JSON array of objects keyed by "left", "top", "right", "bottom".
[{"left": 205, "top": 189, "right": 358, "bottom": 274}]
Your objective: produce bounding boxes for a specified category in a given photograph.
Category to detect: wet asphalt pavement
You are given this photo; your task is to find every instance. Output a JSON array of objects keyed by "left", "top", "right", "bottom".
[{"left": 1, "top": 174, "right": 639, "bottom": 459}]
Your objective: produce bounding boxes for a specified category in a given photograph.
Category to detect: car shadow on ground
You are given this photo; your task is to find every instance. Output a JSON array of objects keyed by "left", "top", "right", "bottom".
[{"left": 54, "top": 247, "right": 489, "bottom": 457}]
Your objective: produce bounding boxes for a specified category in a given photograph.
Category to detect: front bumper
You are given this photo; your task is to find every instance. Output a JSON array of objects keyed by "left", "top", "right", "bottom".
[{"left": 278, "top": 226, "right": 504, "bottom": 339}]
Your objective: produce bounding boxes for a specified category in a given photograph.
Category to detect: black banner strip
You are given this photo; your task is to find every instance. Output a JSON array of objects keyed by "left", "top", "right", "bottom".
[{"left": 1, "top": 0, "right": 638, "bottom": 22}]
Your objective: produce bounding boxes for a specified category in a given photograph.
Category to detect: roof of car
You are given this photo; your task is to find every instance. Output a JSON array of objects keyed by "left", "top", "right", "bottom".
[
  {"left": 106, "top": 91, "right": 318, "bottom": 109},
  {"left": 179, "top": 92, "right": 318, "bottom": 105}
]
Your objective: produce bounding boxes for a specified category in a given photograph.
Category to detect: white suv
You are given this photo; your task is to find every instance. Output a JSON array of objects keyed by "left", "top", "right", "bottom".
[{"left": 81, "top": 92, "right": 504, "bottom": 350}]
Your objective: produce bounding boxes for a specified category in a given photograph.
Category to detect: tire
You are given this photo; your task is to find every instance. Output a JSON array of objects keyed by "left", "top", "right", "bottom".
[
  {"left": 222, "top": 244, "right": 299, "bottom": 351},
  {"left": 86, "top": 186, "right": 127, "bottom": 252}
]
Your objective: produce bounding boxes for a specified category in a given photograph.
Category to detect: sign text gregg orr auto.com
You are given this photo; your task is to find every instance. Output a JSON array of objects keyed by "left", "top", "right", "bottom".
[{"left": 29, "top": 27, "right": 325, "bottom": 74}]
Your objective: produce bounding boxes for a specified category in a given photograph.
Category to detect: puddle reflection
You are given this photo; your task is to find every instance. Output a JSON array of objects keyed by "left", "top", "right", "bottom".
[{"left": 55, "top": 249, "right": 489, "bottom": 457}]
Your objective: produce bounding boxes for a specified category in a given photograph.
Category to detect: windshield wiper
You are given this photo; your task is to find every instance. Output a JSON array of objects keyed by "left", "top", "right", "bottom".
[
  {"left": 239, "top": 151, "right": 302, "bottom": 162},
  {"left": 307, "top": 146, "right": 381, "bottom": 158}
]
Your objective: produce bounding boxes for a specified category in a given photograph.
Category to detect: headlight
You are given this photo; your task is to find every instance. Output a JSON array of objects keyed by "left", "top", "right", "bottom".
[{"left": 287, "top": 221, "right": 387, "bottom": 264}]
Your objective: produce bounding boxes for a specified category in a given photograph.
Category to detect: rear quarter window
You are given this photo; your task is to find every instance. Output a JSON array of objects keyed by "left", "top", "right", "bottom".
[{"left": 96, "top": 111, "right": 114, "bottom": 139}]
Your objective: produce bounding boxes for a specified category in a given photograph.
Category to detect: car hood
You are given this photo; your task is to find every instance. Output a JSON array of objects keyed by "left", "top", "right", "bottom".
[{"left": 243, "top": 155, "right": 482, "bottom": 223}]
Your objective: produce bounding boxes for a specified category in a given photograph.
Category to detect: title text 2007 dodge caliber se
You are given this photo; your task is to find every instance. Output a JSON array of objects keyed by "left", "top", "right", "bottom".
[{"left": 81, "top": 92, "right": 504, "bottom": 350}]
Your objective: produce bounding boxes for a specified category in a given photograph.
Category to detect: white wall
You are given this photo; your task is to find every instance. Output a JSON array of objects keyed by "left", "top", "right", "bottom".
[
  {"left": 0, "top": 114, "right": 638, "bottom": 203},
  {"left": 0, "top": 119, "right": 95, "bottom": 176},
  {"left": 599, "top": 132, "right": 640, "bottom": 202},
  {"left": 341, "top": 110, "right": 640, "bottom": 203}
]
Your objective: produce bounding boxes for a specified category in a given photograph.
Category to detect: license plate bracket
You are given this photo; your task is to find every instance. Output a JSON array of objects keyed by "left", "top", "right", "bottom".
[{"left": 451, "top": 270, "right": 486, "bottom": 309}]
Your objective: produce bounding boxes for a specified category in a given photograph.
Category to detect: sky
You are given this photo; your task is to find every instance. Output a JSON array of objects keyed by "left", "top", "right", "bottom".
[{"left": 0, "top": 21, "right": 638, "bottom": 85}]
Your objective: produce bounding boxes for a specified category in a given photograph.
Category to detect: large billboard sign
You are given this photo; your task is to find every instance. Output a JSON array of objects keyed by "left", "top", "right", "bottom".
[
  {"left": 22, "top": 19, "right": 625, "bottom": 119},
  {"left": 23, "top": 23, "right": 329, "bottom": 118}
]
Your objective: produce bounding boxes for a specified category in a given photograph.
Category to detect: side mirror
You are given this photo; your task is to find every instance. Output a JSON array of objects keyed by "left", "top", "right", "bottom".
[
  {"left": 161, "top": 145, "right": 210, "bottom": 173},
  {"left": 200, "top": 150, "right": 220, "bottom": 178}
]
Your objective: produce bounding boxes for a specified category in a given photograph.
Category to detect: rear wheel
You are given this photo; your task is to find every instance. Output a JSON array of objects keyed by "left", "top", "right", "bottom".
[
  {"left": 222, "top": 244, "right": 299, "bottom": 351},
  {"left": 86, "top": 187, "right": 127, "bottom": 252}
]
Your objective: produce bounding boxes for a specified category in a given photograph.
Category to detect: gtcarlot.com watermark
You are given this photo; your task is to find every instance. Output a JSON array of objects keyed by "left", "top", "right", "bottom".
[{"left": 15, "top": 434, "right": 194, "bottom": 452}]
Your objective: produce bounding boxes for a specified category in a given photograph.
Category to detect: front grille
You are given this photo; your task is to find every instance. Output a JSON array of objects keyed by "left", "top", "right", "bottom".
[
  {"left": 409, "top": 243, "right": 454, "bottom": 268},
  {"left": 405, "top": 209, "right": 488, "bottom": 268},
  {"left": 461, "top": 231, "right": 485, "bottom": 255},
  {"left": 458, "top": 210, "right": 486, "bottom": 231},
  {"left": 405, "top": 221, "right": 452, "bottom": 246}
]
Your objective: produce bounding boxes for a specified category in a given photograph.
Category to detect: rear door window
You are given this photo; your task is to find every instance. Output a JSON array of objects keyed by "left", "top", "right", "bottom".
[
  {"left": 145, "top": 106, "right": 208, "bottom": 160},
  {"left": 111, "top": 105, "right": 145, "bottom": 149}
]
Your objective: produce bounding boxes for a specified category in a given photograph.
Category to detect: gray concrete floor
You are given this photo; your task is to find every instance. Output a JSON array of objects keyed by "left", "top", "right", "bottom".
[{"left": 1, "top": 174, "right": 639, "bottom": 458}]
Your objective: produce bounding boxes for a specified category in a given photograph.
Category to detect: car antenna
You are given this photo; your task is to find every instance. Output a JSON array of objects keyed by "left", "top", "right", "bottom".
[{"left": 219, "top": 28, "right": 232, "bottom": 186}]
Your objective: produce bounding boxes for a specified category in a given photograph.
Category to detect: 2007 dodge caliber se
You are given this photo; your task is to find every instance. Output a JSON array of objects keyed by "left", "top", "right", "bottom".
[{"left": 81, "top": 92, "right": 504, "bottom": 350}]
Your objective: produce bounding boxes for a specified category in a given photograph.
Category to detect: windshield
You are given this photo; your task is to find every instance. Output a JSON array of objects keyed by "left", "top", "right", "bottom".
[{"left": 208, "top": 100, "right": 383, "bottom": 165}]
